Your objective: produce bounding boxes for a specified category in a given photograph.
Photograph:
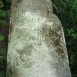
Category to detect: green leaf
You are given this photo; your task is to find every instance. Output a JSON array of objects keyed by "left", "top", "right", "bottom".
[
  {"left": 1, "top": 20, "right": 7, "bottom": 26},
  {"left": 0, "top": 10, "right": 8, "bottom": 17},
  {"left": 0, "top": 20, "right": 7, "bottom": 26},
  {"left": 1, "top": 46, "right": 7, "bottom": 55},
  {"left": 0, "top": 70, "right": 5, "bottom": 77},
  {"left": 0, "top": 0, "right": 4, "bottom": 8},
  {"left": 0, "top": 35, "right": 5, "bottom": 41},
  {"left": 71, "top": 33, "right": 77, "bottom": 38}
]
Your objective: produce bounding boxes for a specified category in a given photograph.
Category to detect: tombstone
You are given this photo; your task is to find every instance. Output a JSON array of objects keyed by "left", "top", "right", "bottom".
[{"left": 6, "top": 0, "right": 71, "bottom": 77}]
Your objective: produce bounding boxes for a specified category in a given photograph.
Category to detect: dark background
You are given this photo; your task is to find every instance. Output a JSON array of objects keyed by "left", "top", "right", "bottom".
[{"left": 0, "top": 0, "right": 77, "bottom": 77}]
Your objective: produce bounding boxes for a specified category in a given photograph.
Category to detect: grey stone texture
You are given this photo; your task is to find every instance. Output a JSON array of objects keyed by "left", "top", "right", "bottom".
[{"left": 7, "top": 0, "right": 71, "bottom": 77}]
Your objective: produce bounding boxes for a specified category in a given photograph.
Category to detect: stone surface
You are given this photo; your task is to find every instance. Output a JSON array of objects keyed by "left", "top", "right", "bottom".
[{"left": 7, "top": 0, "right": 71, "bottom": 77}]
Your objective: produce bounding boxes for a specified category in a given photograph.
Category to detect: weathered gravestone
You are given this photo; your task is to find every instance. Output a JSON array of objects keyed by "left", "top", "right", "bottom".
[{"left": 7, "top": 0, "right": 71, "bottom": 77}]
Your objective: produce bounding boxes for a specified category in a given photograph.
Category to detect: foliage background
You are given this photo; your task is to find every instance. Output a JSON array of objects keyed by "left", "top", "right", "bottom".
[{"left": 0, "top": 0, "right": 77, "bottom": 77}]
